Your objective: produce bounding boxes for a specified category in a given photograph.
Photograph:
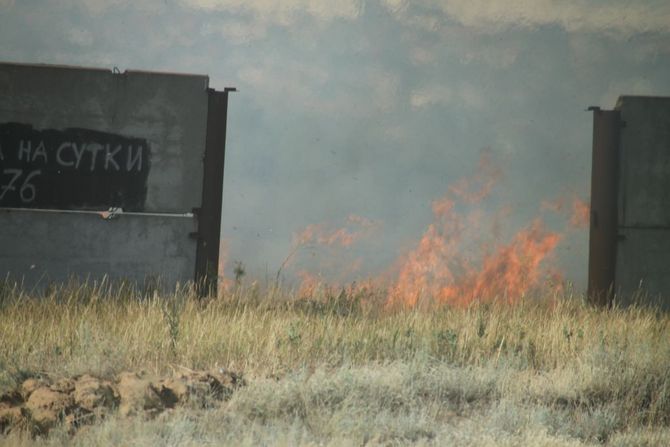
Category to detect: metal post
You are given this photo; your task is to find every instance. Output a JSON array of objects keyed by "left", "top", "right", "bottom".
[
  {"left": 587, "top": 108, "right": 621, "bottom": 306},
  {"left": 195, "top": 87, "right": 235, "bottom": 297}
]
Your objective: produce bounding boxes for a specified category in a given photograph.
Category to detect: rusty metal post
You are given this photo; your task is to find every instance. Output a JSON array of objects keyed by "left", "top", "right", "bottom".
[
  {"left": 587, "top": 108, "right": 621, "bottom": 306},
  {"left": 195, "top": 87, "right": 235, "bottom": 297}
]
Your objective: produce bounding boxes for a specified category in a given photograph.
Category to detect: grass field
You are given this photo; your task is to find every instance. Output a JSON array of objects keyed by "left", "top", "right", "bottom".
[{"left": 1, "top": 281, "right": 669, "bottom": 446}]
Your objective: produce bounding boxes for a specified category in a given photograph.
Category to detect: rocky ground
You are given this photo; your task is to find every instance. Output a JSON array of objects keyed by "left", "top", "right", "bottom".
[{"left": 0, "top": 368, "right": 245, "bottom": 437}]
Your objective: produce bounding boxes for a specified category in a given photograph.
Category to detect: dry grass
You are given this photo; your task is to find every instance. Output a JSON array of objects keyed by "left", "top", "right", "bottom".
[{"left": 1, "top": 280, "right": 669, "bottom": 445}]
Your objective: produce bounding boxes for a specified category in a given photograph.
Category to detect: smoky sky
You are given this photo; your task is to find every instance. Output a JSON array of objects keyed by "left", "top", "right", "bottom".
[{"left": 1, "top": 0, "right": 669, "bottom": 290}]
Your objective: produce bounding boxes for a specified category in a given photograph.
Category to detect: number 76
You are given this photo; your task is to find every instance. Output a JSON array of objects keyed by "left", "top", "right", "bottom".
[{"left": 0, "top": 169, "right": 42, "bottom": 203}]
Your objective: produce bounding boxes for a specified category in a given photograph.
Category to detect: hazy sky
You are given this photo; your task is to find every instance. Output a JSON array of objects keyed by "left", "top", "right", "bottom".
[{"left": 1, "top": 1, "right": 669, "bottom": 290}]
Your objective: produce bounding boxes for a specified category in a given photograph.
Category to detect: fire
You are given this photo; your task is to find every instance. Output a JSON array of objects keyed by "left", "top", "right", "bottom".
[
  {"left": 541, "top": 195, "right": 590, "bottom": 229},
  {"left": 447, "top": 148, "right": 503, "bottom": 204},
  {"left": 441, "top": 220, "right": 561, "bottom": 306},
  {"left": 282, "top": 150, "right": 576, "bottom": 308},
  {"left": 570, "top": 197, "right": 590, "bottom": 229},
  {"left": 387, "top": 151, "right": 563, "bottom": 308},
  {"left": 285, "top": 215, "right": 381, "bottom": 297},
  {"left": 294, "top": 214, "right": 379, "bottom": 248},
  {"left": 217, "top": 239, "right": 234, "bottom": 297},
  {"left": 296, "top": 268, "right": 382, "bottom": 303},
  {"left": 296, "top": 270, "right": 323, "bottom": 297}
]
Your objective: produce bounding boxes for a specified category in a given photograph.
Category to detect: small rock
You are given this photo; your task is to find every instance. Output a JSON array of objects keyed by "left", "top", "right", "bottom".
[
  {"left": 117, "top": 372, "right": 165, "bottom": 417},
  {"left": 164, "top": 375, "right": 211, "bottom": 407},
  {"left": 74, "top": 374, "right": 118, "bottom": 412},
  {"left": 21, "top": 378, "right": 47, "bottom": 399},
  {"left": 25, "top": 387, "right": 75, "bottom": 432},
  {"left": 215, "top": 368, "right": 245, "bottom": 385},
  {"left": 0, "top": 390, "right": 23, "bottom": 406},
  {"left": 160, "top": 377, "right": 189, "bottom": 403},
  {"left": 164, "top": 369, "right": 245, "bottom": 406},
  {"left": 211, "top": 368, "right": 246, "bottom": 391},
  {"left": 51, "top": 378, "right": 75, "bottom": 394},
  {"left": 64, "top": 408, "right": 94, "bottom": 434},
  {"left": 0, "top": 403, "right": 23, "bottom": 434}
]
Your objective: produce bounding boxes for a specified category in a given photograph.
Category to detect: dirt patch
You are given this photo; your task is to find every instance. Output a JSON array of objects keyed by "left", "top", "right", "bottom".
[{"left": 0, "top": 367, "right": 244, "bottom": 437}]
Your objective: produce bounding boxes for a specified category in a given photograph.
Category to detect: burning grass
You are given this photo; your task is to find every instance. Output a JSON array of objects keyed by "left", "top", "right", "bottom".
[
  {"left": 1, "top": 282, "right": 669, "bottom": 445},
  {"left": 277, "top": 150, "right": 586, "bottom": 310}
]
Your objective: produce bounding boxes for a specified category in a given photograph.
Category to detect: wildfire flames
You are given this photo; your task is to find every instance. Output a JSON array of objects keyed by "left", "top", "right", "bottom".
[
  {"left": 221, "top": 150, "right": 587, "bottom": 308},
  {"left": 294, "top": 214, "right": 379, "bottom": 248},
  {"left": 387, "top": 218, "right": 562, "bottom": 308},
  {"left": 290, "top": 215, "right": 379, "bottom": 297},
  {"left": 542, "top": 195, "right": 590, "bottom": 229},
  {"left": 387, "top": 151, "right": 562, "bottom": 308},
  {"left": 570, "top": 197, "right": 590, "bottom": 229}
]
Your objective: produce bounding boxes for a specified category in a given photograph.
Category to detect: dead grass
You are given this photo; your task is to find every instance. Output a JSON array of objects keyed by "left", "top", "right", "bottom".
[{"left": 1, "top": 281, "right": 669, "bottom": 445}]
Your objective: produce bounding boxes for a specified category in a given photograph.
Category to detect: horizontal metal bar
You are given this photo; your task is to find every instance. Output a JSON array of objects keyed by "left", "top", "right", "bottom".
[{"left": 0, "top": 207, "right": 194, "bottom": 218}]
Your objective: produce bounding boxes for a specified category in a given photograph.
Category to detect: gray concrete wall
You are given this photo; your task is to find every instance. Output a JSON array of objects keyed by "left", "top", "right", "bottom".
[
  {"left": 0, "top": 208, "right": 197, "bottom": 290},
  {"left": 614, "top": 96, "right": 670, "bottom": 308},
  {"left": 0, "top": 62, "right": 213, "bottom": 291},
  {"left": 616, "top": 96, "right": 670, "bottom": 227},
  {"left": 615, "top": 228, "right": 670, "bottom": 309},
  {"left": 0, "top": 62, "right": 209, "bottom": 213}
]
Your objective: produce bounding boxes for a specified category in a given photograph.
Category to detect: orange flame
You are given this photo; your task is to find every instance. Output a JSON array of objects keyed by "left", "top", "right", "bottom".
[
  {"left": 438, "top": 220, "right": 561, "bottom": 306},
  {"left": 297, "top": 268, "right": 382, "bottom": 304},
  {"left": 282, "top": 150, "right": 576, "bottom": 308},
  {"left": 447, "top": 148, "right": 503, "bottom": 204},
  {"left": 541, "top": 195, "right": 590, "bottom": 229},
  {"left": 294, "top": 214, "right": 379, "bottom": 248},
  {"left": 570, "top": 197, "right": 590, "bottom": 229},
  {"left": 287, "top": 215, "right": 381, "bottom": 297},
  {"left": 296, "top": 270, "right": 323, "bottom": 297},
  {"left": 217, "top": 239, "right": 234, "bottom": 297},
  {"left": 387, "top": 152, "right": 562, "bottom": 308}
]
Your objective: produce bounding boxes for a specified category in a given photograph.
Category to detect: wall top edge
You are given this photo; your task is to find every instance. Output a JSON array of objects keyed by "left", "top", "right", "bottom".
[{"left": 0, "top": 60, "right": 210, "bottom": 84}]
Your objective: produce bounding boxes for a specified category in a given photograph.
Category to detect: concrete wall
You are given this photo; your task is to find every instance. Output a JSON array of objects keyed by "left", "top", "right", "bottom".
[
  {"left": 615, "top": 228, "right": 670, "bottom": 308},
  {"left": 0, "top": 208, "right": 197, "bottom": 290},
  {"left": 0, "top": 62, "right": 213, "bottom": 291},
  {"left": 614, "top": 96, "right": 670, "bottom": 308},
  {"left": 0, "top": 63, "right": 209, "bottom": 213}
]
